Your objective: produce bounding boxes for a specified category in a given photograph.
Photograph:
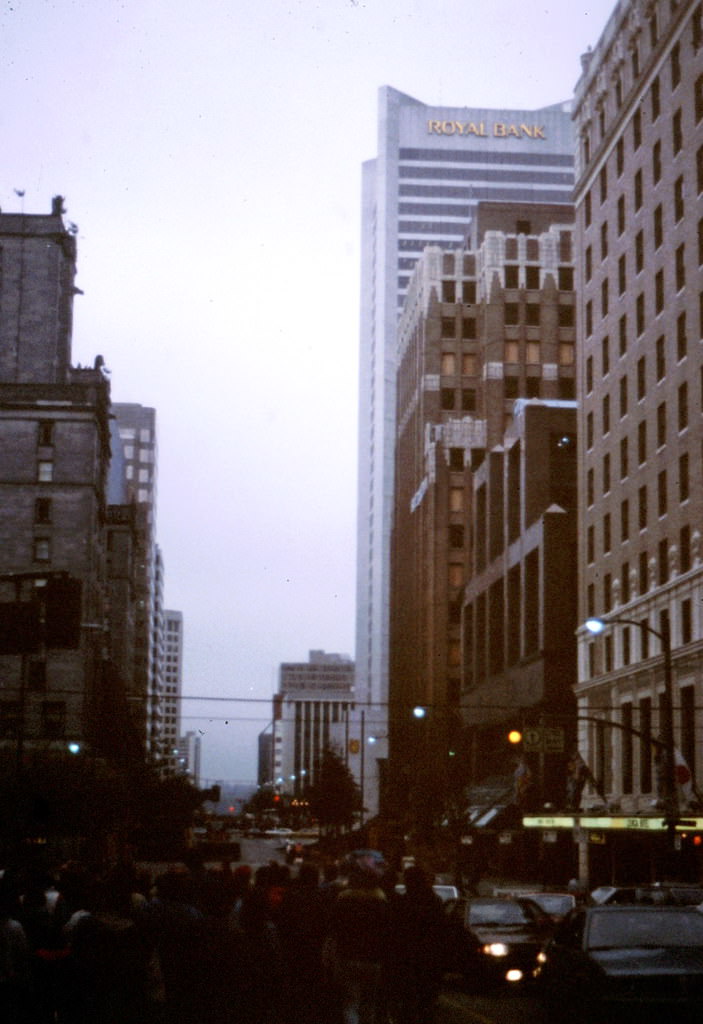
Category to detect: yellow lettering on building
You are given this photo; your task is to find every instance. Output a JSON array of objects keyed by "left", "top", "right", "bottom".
[{"left": 427, "top": 120, "right": 547, "bottom": 140}]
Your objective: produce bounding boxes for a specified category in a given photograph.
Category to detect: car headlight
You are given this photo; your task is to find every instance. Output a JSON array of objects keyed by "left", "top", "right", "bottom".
[{"left": 482, "top": 942, "right": 510, "bottom": 957}]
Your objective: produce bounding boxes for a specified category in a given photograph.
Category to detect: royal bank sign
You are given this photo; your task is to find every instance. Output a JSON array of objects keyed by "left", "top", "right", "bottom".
[{"left": 427, "top": 119, "right": 547, "bottom": 139}]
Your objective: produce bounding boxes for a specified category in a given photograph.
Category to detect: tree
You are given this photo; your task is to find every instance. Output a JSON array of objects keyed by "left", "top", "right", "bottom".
[{"left": 306, "top": 747, "right": 361, "bottom": 836}]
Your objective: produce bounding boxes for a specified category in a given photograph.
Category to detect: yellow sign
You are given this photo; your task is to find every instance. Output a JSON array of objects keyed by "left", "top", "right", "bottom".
[
  {"left": 348, "top": 739, "right": 360, "bottom": 755},
  {"left": 427, "top": 120, "right": 546, "bottom": 140}
]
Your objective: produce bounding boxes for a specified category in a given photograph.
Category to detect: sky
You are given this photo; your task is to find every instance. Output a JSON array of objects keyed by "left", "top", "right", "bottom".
[{"left": 1, "top": 0, "right": 616, "bottom": 784}]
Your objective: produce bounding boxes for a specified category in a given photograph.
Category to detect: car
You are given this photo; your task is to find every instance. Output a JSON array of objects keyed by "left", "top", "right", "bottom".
[
  {"left": 394, "top": 883, "right": 461, "bottom": 903},
  {"left": 590, "top": 882, "right": 703, "bottom": 906},
  {"left": 521, "top": 891, "right": 576, "bottom": 922},
  {"left": 536, "top": 903, "right": 703, "bottom": 1022},
  {"left": 445, "top": 896, "right": 554, "bottom": 990},
  {"left": 264, "top": 827, "right": 294, "bottom": 837}
]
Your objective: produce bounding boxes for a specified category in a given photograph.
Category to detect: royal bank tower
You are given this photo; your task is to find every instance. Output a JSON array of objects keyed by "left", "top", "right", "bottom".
[{"left": 355, "top": 86, "right": 575, "bottom": 816}]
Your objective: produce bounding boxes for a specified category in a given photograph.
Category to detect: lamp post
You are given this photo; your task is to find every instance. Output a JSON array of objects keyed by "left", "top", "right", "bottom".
[{"left": 585, "top": 614, "right": 678, "bottom": 854}]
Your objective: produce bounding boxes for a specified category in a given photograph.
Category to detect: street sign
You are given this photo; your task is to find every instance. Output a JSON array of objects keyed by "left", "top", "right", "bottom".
[{"left": 522, "top": 725, "right": 565, "bottom": 753}]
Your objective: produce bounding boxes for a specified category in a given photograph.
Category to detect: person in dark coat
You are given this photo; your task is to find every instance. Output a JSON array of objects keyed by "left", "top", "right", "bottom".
[{"left": 387, "top": 866, "right": 447, "bottom": 1024}]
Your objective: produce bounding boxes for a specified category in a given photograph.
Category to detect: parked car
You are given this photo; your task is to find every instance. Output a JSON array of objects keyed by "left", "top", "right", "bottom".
[
  {"left": 445, "top": 896, "right": 554, "bottom": 989},
  {"left": 521, "top": 891, "right": 576, "bottom": 922},
  {"left": 537, "top": 904, "right": 703, "bottom": 1022},
  {"left": 590, "top": 882, "right": 703, "bottom": 906},
  {"left": 395, "top": 883, "right": 461, "bottom": 903}
]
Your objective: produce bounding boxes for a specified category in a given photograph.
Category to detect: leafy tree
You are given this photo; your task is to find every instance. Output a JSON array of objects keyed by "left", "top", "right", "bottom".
[{"left": 306, "top": 747, "right": 361, "bottom": 836}]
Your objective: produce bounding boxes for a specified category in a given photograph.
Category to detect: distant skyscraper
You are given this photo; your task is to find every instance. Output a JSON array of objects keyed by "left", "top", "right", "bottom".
[
  {"left": 356, "top": 87, "right": 575, "bottom": 815},
  {"left": 163, "top": 611, "right": 184, "bottom": 772}
]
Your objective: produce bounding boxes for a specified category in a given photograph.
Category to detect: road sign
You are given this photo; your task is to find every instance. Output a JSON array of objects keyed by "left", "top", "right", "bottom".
[{"left": 522, "top": 726, "right": 565, "bottom": 753}]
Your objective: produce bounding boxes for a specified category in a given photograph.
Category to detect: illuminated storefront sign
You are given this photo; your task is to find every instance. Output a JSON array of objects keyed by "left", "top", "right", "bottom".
[
  {"left": 427, "top": 120, "right": 547, "bottom": 139},
  {"left": 523, "top": 815, "right": 703, "bottom": 832}
]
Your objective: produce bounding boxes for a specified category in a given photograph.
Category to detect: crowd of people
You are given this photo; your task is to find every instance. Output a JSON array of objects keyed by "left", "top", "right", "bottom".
[{"left": 0, "top": 851, "right": 450, "bottom": 1024}]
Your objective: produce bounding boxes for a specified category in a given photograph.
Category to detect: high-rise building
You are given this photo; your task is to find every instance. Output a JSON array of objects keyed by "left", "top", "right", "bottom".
[
  {"left": 357, "top": 88, "right": 575, "bottom": 814},
  {"left": 272, "top": 650, "right": 355, "bottom": 798},
  {"left": 162, "top": 609, "right": 183, "bottom": 773},
  {"left": 574, "top": 0, "right": 703, "bottom": 876},
  {"left": 389, "top": 203, "right": 578, "bottom": 822},
  {"left": 111, "top": 403, "right": 163, "bottom": 760},
  {"left": 0, "top": 198, "right": 115, "bottom": 760}
]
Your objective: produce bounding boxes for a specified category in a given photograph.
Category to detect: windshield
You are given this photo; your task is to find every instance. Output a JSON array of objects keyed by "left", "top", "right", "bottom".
[
  {"left": 588, "top": 909, "right": 703, "bottom": 949},
  {"left": 469, "top": 902, "right": 530, "bottom": 926}
]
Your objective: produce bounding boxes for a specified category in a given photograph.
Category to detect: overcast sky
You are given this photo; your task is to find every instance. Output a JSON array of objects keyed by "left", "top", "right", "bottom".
[{"left": 2, "top": 0, "right": 616, "bottom": 784}]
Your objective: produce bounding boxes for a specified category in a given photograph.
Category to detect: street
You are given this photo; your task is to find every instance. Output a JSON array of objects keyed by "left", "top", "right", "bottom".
[{"left": 437, "top": 981, "right": 548, "bottom": 1024}]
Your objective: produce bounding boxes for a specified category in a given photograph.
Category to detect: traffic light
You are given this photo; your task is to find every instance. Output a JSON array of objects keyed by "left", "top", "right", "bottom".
[{"left": 44, "top": 576, "right": 82, "bottom": 648}]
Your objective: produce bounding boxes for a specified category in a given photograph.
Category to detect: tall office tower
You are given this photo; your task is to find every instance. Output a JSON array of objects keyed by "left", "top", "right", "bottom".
[
  {"left": 176, "top": 730, "right": 201, "bottom": 786},
  {"left": 162, "top": 610, "right": 184, "bottom": 774},
  {"left": 272, "top": 650, "right": 355, "bottom": 799},
  {"left": 357, "top": 87, "right": 575, "bottom": 816},
  {"left": 389, "top": 203, "right": 577, "bottom": 820},
  {"left": 111, "top": 403, "right": 162, "bottom": 758},
  {"left": 0, "top": 198, "right": 114, "bottom": 759},
  {"left": 574, "top": 1, "right": 703, "bottom": 859}
]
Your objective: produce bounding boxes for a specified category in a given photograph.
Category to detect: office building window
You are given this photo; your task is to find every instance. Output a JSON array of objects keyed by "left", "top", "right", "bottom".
[
  {"left": 651, "top": 75, "right": 660, "bottom": 120},
  {"left": 652, "top": 139, "right": 662, "bottom": 183},
  {"left": 673, "top": 109, "right": 683, "bottom": 155},
  {"left": 674, "top": 176, "right": 684, "bottom": 222},
  {"left": 679, "top": 452, "right": 689, "bottom": 501},
  {"left": 441, "top": 389, "right": 455, "bottom": 410},
  {"left": 681, "top": 599, "right": 692, "bottom": 645},
  {"left": 461, "top": 389, "right": 476, "bottom": 412},
  {"left": 617, "top": 195, "right": 625, "bottom": 234},
  {"left": 34, "top": 538, "right": 50, "bottom": 562},
  {"left": 656, "top": 335, "right": 665, "bottom": 380},
  {"left": 677, "top": 311, "right": 687, "bottom": 360},
  {"left": 441, "top": 353, "right": 456, "bottom": 376},
  {"left": 633, "top": 109, "right": 642, "bottom": 150},
  {"left": 619, "top": 313, "right": 627, "bottom": 356},
  {"left": 526, "top": 340, "right": 540, "bottom": 363},
  {"left": 658, "top": 538, "right": 669, "bottom": 586},
  {"left": 622, "top": 561, "right": 630, "bottom": 603},
  {"left": 602, "top": 393, "right": 610, "bottom": 434},
  {"left": 619, "top": 375, "right": 628, "bottom": 417},
  {"left": 658, "top": 469, "right": 667, "bottom": 518},
  {"left": 635, "top": 229, "right": 644, "bottom": 273},
  {"left": 37, "top": 461, "right": 53, "bottom": 482},
  {"left": 699, "top": 218, "right": 703, "bottom": 265},
  {"left": 639, "top": 485, "right": 648, "bottom": 530},
  {"left": 603, "top": 452, "right": 611, "bottom": 494},
  {"left": 697, "top": 73, "right": 703, "bottom": 123},
  {"left": 634, "top": 169, "right": 643, "bottom": 210},
  {"left": 698, "top": 144, "right": 703, "bottom": 193},
  {"left": 655, "top": 269, "right": 664, "bottom": 314},
  {"left": 636, "top": 293, "right": 645, "bottom": 336},
  {"left": 616, "top": 136, "right": 624, "bottom": 175},
  {"left": 671, "top": 41, "right": 681, "bottom": 89},
  {"left": 587, "top": 524, "right": 595, "bottom": 563},
  {"left": 587, "top": 467, "right": 594, "bottom": 506},
  {"left": 462, "top": 317, "right": 476, "bottom": 339},
  {"left": 37, "top": 421, "right": 53, "bottom": 447},
  {"left": 622, "top": 702, "right": 633, "bottom": 791},
  {"left": 586, "top": 356, "right": 593, "bottom": 393},
  {"left": 653, "top": 206, "right": 663, "bottom": 251},
  {"left": 504, "top": 341, "right": 519, "bottom": 363},
  {"left": 584, "top": 190, "right": 591, "bottom": 227},
  {"left": 638, "top": 420, "right": 647, "bottom": 464},
  {"left": 34, "top": 498, "right": 51, "bottom": 524},
  {"left": 585, "top": 245, "right": 592, "bottom": 281},
  {"left": 462, "top": 353, "right": 477, "bottom": 376},
  {"left": 620, "top": 436, "right": 629, "bottom": 479},
  {"left": 639, "top": 551, "right": 649, "bottom": 596},
  {"left": 586, "top": 411, "right": 594, "bottom": 449},
  {"left": 504, "top": 303, "right": 519, "bottom": 325},
  {"left": 678, "top": 380, "right": 688, "bottom": 431},
  {"left": 675, "top": 244, "right": 686, "bottom": 291},
  {"left": 600, "top": 165, "right": 608, "bottom": 203},
  {"left": 600, "top": 221, "right": 608, "bottom": 259},
  {"left": 603, "top": 513, "right": 611, "bottom": 553},
  {"left": 618, "top": 254, "right": 627, "bottom": 295},
  {"left": 621, "top": 498, "right": 629, "bottom": 542},
  {"left": 601, "top": 335, "right": 610, "bottom": 375},
  {"left": 657, "top": 402, "right": 666, "bottom": 447},
  {"left": 586, "top": 301, "right": 593, "bottom": 337},
  {"left": 637, "top": 356, "right": 646, "bottom": 400}
]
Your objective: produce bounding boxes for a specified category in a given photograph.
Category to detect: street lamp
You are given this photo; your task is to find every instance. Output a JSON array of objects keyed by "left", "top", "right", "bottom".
[{"left": 585, "top": 614, "right": 677, "bottom": 849}]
